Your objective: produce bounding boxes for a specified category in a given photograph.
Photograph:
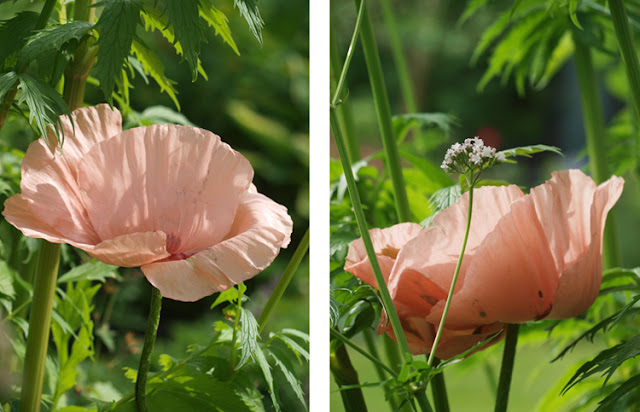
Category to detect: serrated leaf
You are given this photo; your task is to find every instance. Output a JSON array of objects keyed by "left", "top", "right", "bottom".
[
  {"left": 234, "top": 0, "right": 264, "bottom": 44},
  {"left": 0, "top": 11, "right": 39, "bottom": 69},
  {"left": 392, "top": 113, "right": 460, "bottom": 140},
  {"left": 595, "top": 374, "right": 640, "bottom": 411},
  {"left": 429, "top": 184, "right": 462, "bottom": 212},
  {"left": 0, "top": 71, "right": 18, "bottom": 101},
  {"left": 135, "top": 105, "right": 195, "bottom": 126},
  {"left": 253, "top": 347, "right": 279, "bottom": 412},
  {"left": 236, "top": 307, "right": 260, "bottom": 369},
  {"left": 130, "top": 40, "right": 180, "bottom": 110},
  {"left": 198, "top": 0, "right": 239, "bottom": 55},
  {"left": 271, "top": 333, "right": 309, "bottom": 362},
  {"left": 269, "top": 349, "right": 307, "bottom": 410},
  {"left": 569, "top": 0, "right": 583, "bottom": 29},
  {"left": 94, "top": 0, "right": 142, "bottom": 101},
  {"left": 163, "top": 0, "right": 203, "bottom": 80},
  {"left": 17, "top": 21, "right": 93, "bottom": 68},
  {"left": 57, "top": 260, "right": 118, "bottom": 283},
  {"left": 16, "top": 73, "right": 72, "bottom": 144}
]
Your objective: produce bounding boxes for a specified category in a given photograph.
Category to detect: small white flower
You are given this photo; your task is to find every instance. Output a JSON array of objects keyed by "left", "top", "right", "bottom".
[{"left": 496, "top": 152, "right": 506, "bottom": 162}]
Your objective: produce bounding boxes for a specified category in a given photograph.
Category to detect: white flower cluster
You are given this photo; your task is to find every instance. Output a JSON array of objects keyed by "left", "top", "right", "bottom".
[{"left": 441, "top": 137, "right": 506, "bottom": 173}]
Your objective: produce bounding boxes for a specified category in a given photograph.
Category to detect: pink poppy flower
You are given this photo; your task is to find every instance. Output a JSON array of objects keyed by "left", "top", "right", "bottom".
[
  {"left": 389, "top": 170, "right": 623, "bottom": 331},
  {"left": 3, "top": 104, "right": 293, "bottom": 302},
  {"left": 345, "top": 222, "right": 504, "bottom": 359}
]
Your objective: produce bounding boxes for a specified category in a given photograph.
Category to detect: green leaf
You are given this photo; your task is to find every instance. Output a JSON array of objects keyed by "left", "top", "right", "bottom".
[
  {"left": 271, "top": 333, "right": 309, "bottom": 362},
  {"left": 210, "top": 285, "right": 247, "bottom": 309},
  {"left": 595, "top": 374, "right": 640, "bottom": 411},
  {"left": 93, "top": 0, "right": 142, "bottom": 101},
  {"left": 392, "top": 113, "right": 460, "bottom": 141},
  {"left": 198, "top": 1, "right": 240, "bottom": 55},
  {"left": 130, "top": 40, "right": 180, "bottom": 110},
  {"left": 429, "top": 184, "right": 461, "bottom": 213},
  {"left": 0, "top": 11, "right": 39, "bottom": 70},
  {"left": 17, "top": 21, "right": 93, "bottom": 68},
  {"left": 233, "top": 0, "right": 264, "bottom": 44},
  {"left": 236, "top": 307, "right": 259, "bottom": 369},
  {"left": 133, "top": 105, "right": 195, "bottom": 126},
  {"left": 269, "top": 349, "right": 307, "bottom": 410},
  {"left": 57, "top": 261, "right": 118, "bottom": 284},
  {"left": 398, "top": 150, "right": 454, "bottom": 188},
  {"left": 253, "top": 348, "right": 279, "bottom": 412},
  {"left": 0, "top": 71, "right": 18, "bottom": 101},
  {"left": 569, "top": 0, "right": 583, "bottom": 29},
  {"left": 498, "top": 144, "right": 563, "bottom": 160},
  {"left": 163, "top": 0, "right": 203, "bottom": 80},
  {"left": 0, "top": 261, "right": 15, "bottom": 299},
  {"left": 16, "top": 73, "right": 72, "bottom": 144}
]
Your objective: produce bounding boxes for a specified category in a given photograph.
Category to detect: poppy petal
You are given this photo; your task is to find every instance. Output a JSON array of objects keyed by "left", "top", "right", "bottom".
[
  {"left": 141, "top": 188, "right": 293, "bottom": 301},
  {"left": 89, "top": 231, "right": 170, "bottom": 267},
  {"left": 77, "top": 125, "right": 253, "bottom": 254}
]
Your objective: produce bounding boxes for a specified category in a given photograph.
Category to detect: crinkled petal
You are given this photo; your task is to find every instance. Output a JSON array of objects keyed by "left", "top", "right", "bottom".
[
  {"left": 2, "top": 105, "right": 122, "bottom": 247},
  {"left": 546, "top": 173, "right": 624, "bottom": 319},
  {"left": 141, "top": 188, "right": 292, "bottom": 301},
  {"left": 344, "top": 222, "right": 422, "bottom": 287},
  {"left": 88, "top": 231, "right": 170, "bottom": 267},
  {"left": 389, "top": 185, "right": 524, "bottom": 319},
  {"left": 77, "top": 125, "right": 253, "bottom": 254}
]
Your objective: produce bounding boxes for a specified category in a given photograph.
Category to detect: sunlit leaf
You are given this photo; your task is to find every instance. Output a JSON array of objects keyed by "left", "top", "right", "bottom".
[
  {"left": 0, "top": 71, "right": 17, "bottom": 102},
  {"left": 130, "top": 40, "right": 180, "bottom": 109},
  {"left": 198, "top": 0, "right": 239, "bottom": 55},
  {"left": 253, "top": 347, "right": 279, "bottom": 412},
  {"left": 269, "top": 348, "right": 307, "bottom": 410},
  {"left": 498, "top": 144, "right": 563, "bottom": 160},
  {"left": 236, "top": 307, "right": 260, "bottom": 369}
]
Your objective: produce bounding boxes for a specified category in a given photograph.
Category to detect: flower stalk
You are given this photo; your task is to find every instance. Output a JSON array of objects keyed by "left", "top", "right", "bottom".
[
  {"left": 572, "top": 33, "right": 620, "bottom": 269},
  {"left": 330, "top": 342, "right": 369, "bottom": 412},
  {"left": 135, "top": 286, "right": 162, "bottom": 412},
  {"left": 19, "top": 241, "right": 60, "bottom": 412},
  {"left": 257, "top": 228, "right": 309, "bottom": 334},
  {"left": 494, "top": 324, "right": 520, "bottom": 412},
  {"left": 355, "top": 0, "right": 411, "bottom": 222}
]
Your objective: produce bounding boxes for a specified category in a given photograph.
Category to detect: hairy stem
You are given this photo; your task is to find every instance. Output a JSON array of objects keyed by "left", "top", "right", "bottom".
[
  {"left": 572, "top": 34, "right": 620, "bottom": 268},
  {"left": 355, "top": 0, "right": 411, "bottom": 222},
  {"left": 19, "top": 241, "right": 60, "bottom": 412},
  {"left": 257, "top": 228, "right": 309, "bottom": 334},
  {"left": 135, "top": 286, "right": 162, "bottom": 412},
  {"left": 494, "top": 324, "right": 520, "bottom": 412}
]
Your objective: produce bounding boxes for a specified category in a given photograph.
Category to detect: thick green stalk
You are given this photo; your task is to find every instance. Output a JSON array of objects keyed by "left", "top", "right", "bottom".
[
  {"left": 331, "top": 110, "right": 433, "bottom": 412},
  {"left": 379, "top": 0, "right": 418, "bottom": 113},
  {"left": 331, "top": 343, "right": 368, "bottom": 412},
  {"left": 427, "top": 187, "right": 474, "bottom": 365},
  {"left": 63, "top": 0, "right": 96, "bottom": 110},
  {"left": 331, "top": 328, "right": 396, "bottom": 376},
  {"left": 19, "top": 241, "right": 60, "bottom": 412},
  {"left": 430, "top": 359, "right": 450, "bottom": 412},
  {"left": 257, "top": 228, "right": 309, "bottom": 334},
  {"left": 609, "top": 0, "right": 640, "bottom": 122},
  {"left": 572, "top": 35, "right": 620, "bottom": 268},
  {"left": 494, "top": 324, "right": 520, "bottom": 412},
  {"left": 355, "top": 0, "right": 411, "bottom": 222},
  {"left": 362, "top": 330, "right": 405, "bottom": 412},
  {"left": 330, "top": 30, "right": 360, "bottom": 162},
  {"left": 135, "top": 286, "right": 162, "bottom": 412}
]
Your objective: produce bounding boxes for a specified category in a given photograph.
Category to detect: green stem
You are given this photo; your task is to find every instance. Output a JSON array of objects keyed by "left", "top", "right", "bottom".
[
  {"left": 572, "top": 33, "right": 620, "bottom": 269},
  {"left": 0, "top": 0, "right": 58, "bottom": 132},
  {"left": 494, "top": 324, "right": 519, "bottom": 412},
  {"left": 257, "top": 228, "right": 309, "bottom": 334},
  {"left": 19, "top": 241, "right": 60, "bottom": 412},
  {"left": 430, "top": 358, "right": 450, "bottom": 412},
  {"left": 63, "top": 0, "right": 96, "bottom": 110},
  {"left": 229, "top": 284, "right": 245, "bottom": 370},
  {"left": 135, "top": 286, "right": 162, "bottom": 412},
  {"left": 379, "top": 0, "right": 418, "bottom": 113},
  {"left": 331, "top": 110, "right": 433, "bottom": 412},
  {"left": 427, "top": 187, "right": 474, "bottom": 365},
  {"left": 362, "top": 330, "right": 405, "bottom": 412},
  {"left": 355, "top": 0, "right": 411, "bottom": 222},
  {"left": 330, "top": 29, "right": 360, "bottom": 162},
  {"left": 331, "top": 328, "right": 397, "bottom": 376},
  {"left": 609, "top": 0, "right": 640, "bottom": 122},
  {"left": 331, "top": 343, "right": 369, "bottom": 412},
  {"left": 331, "top": 109, "right": 412, "bottom": 358}
]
